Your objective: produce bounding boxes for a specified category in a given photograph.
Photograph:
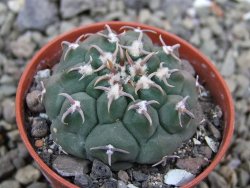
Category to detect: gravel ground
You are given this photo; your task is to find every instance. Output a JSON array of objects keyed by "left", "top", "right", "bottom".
[{"left": 0, "top": 0, "right": 249, "bottom": 187}]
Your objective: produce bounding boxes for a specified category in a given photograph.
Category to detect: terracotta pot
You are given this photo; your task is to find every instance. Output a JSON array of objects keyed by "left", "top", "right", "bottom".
[{"left": 16, "top": 21, "right": 234, "bottom": 188}]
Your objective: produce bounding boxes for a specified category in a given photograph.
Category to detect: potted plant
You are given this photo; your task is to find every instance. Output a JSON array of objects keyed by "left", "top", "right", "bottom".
[{"left": 16, "top": 21, "right": 234, "bottom": 188}]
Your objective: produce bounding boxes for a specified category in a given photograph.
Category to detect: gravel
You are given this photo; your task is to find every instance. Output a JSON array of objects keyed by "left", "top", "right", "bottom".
[
  {"left": 15, "top": 165, "right": 41, "bottom": 185},
  {"left": 0, "top": 0, "right": 249, "bottom": 187},
  {"left": 16, "top": 0, "right": 58, "bottom": 31},
  {"left": 52, "top": 155, "right": 90, "bottom": 177}
]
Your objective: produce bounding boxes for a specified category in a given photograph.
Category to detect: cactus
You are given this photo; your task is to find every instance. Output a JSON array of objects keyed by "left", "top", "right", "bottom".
[{"left": 44, "top": 25, "right": 200, "bottom": 170}]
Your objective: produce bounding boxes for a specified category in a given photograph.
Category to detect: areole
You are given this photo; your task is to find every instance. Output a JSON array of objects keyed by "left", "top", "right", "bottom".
[{"left": 16, "top": 21, "right": 234, "bottom": 188}]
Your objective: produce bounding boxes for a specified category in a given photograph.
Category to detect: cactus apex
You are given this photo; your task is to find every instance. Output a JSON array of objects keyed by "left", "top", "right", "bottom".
[{"left": 135, "top": 75, "right": 165, "bottom": 95}]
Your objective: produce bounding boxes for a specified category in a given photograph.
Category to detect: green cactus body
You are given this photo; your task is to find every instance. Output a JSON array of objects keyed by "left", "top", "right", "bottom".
[{"left": 44, "top": 25, "right": 200, "bottom": 170}]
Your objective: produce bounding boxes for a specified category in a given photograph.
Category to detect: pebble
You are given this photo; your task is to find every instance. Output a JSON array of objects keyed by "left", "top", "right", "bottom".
[
  {"left": 15, "top": 165, "right": 41, "bottom": 185},
  {"left": 208, "top": 171, "right": 228, "bottom": 188},
  {"left": 31, "top": 118, "right": 49, "bottom": 138},
  {"left": 197, "top": 146, "right": 213, "bottom": 159},
  {"left": 7, "top": 130, "right": 20, "bottom": 143},
  {"left": 118, "top": 170, "right": 129, "bottom": 183},
  {"left": 0, "top": 157, "right": 15, "bottom": 180},
  {"left": 138, "top": 9, "right": 151, "bottom": 23},
  {"left": 200, "top": 28, "right": 212, "bottom": 41},
  {"left": 74, "top": 174, "right": 93, "bottom": 187},
  {"left": 196, "top": 181, "right": 209, "bottom": 188},
  {"left": 52, "top": 155, "right": 90, "bottom": 177},
  {"left": 90, "top": 160, "right": 112, "bottom": 179},
  {"left": 60, "top": 0, "right": 93, "bottom": 19},
  {"left": 219, "top": 166, "right": 237, "bottom": 187},
  {"left": 17, "top": 0, "right": 58, "bottom": 31},
  {"left": 0, "top": 12, "right": 15, "bottom": 37},
  {"left": 34, "top": 139, "right": 44, "bottom": 148},
  {"left": 2, "top": 99, "right": 16, "bottom": 124},
  {"left": 133, "top": 171, "right": 148, "bottom": 182},
  {"left": 0, "top": 180, "right": 21, "bottom": 188},
  {"left": 221, "top": 49, "right": 236, "bottom": 77},
  {"left": 117, "top": 180, "right": 127, "bottom": 188},
  {"left": 176, "top": 157, "right": 208, "bottom": 174},
  {"left": 207, "top": 121, "right": 221, "bottom": 139},
  {"left": 26, "top": 182, "right": 48, "bottom": 188},
  {"left": 10, "top": 32, "right": 36, "bottom": 58},
  {"left": 238, "top": 169, "right": 250, "bottom": 187},
  {"left": 232, "top": 23, "right": 249, "bottom": 39},
  {"left": 0, "top": 85, "right": 16, "bottom": 100},
  {"left": 26, "top": 90, "right": 45, "bottom": 113},
  {"left": 103, "top": 178, "right": 117, "bottom": 188},
  {"left": 149, "top": 0, "right": 161, "bottom": 10}
]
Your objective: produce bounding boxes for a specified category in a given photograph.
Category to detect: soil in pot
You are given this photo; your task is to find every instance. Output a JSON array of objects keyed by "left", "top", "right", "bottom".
[{"left": 23, "top": 25, "right": 224, "bottom": 188}]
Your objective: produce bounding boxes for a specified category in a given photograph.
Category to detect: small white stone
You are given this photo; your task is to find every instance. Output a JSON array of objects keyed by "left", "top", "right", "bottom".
[
  {"left": 193, "top": 138, "right": 201, "bottom": 145},
  {"left": 164, "top": 169, "right": 195, "bottom": 186},
  {"left": 127, "top": 184, "right": 139, "bottom": 188},
  {"left": 205, "top": 136, "right": 219, "bottom": 152},
  {"left": 193, "top": 0, "right": 212, "bottom": 8},
  {"left": 35, "top": 69, "right": 51, "bottom": 80}
]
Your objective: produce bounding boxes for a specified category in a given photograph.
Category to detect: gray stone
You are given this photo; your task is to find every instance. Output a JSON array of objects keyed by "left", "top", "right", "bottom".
[
  {"left": 138, "top": 9, "right": 151, "bottom": 23},
  {"left": 7, "top": 130, "right": 20, "bottom": 142},
  {"left": 74, "top": 174, "right": 93, "bottom": 187},
  {"left": 104, "top": 179, "right": 117, "bottom": 188},
  {"left": 90, "top": 160, "right": 112, "bottom": 179},
  {"left": 198, "top": 146, "right": 213, "bottom": 159},
  {"left": 17, "top": 0, "right": 58, "bottom": 31},
  {"left": 161, "top": 0, "right": 193, "bottom": 19},
  {"left": 103, "top": 11, "right": 124, "bottom": 21},
  {"left": 52, "top": 155, "right": 90, "bottom": 177},
  {"left": 190, "top": 33, "right": 201, "bottom": 46},
  {"left": 196, "top": 181, "right": 209, "bottom": 188},
  {"left": 26, "top": 90, "right": 45, "bottom": 113},
  {"left": 0, "top": 157, "right": 15, "bottom": 180},
  {"left": 149, "top": 0, "right": 161, "bottom": 10},
  {"left": 200, "top": 28, "right": 212, "bottom": 41},
  {"left": 235, "top": 75, "right": 249, "bottom": 98},
  {"left": 12, "top": 157, "right": 26, "bottom": 169},
  {"left": 238, "top": 50, "right": 250, "bottom": 69},
  {"left": 0, "top": 180, "right": 21, "bottom": 188},
  {"left": 60, "top": 21, "right": 76, "bottom": 34},
  {"left": 117, "top": 180, "right": 127, "bottom": 188},
  {"left": 0, "top": 75, "right": 15, "bottom": 85},
  {"left": 15, "top": 165, "right": 41, "bottom": 185},
  {"left": 118, "top": 170, "right": 129, "bottom": 183},
  {"left": 176, "top": 157, "right": 208, "bottom": 174},
  {"left": 221, "top": 50, "right": 236, "bottom": 77},
  {"left": 238, "top": 169, "right": 249, "bottom": 187},
  {"left": 123, "top": 0, "right": 146, "bottom": 10},
  {"left": 182, "top": 18, "right": 195, "bottom": 30},
  {"left": 60, "top": 0, "right": 93, "bottom": 19},
  {"left": 0, "top": 85, "right": 16, "bottom": 99},
  {"left": 207, "top": 121, "right": 221, "bottom": 139},
  {"left": 133, "top": 171, "right": 148, "bottom": 182},
  {"left": 0, "top": 12, "right": 15, "bottom": 37},
  {"left": 219, "top": 166, "right": 238, "bottom": 187},
  {"left": 26, "top": 182, "right": 49, "bottom": 188},
  {"left": 2, "top": 99, "right": 16, "bottom": 124},
  {"left": 208, "top": 171, "right": 228, "bottom": 188},
  {"left": 225, "top": 77, "right": 237, "bottom": 93},
  {"left": 10, "top": 32, "right": 36, "bottom": 58},
  {"left": 201, "top": 39, "right": 217, "bottom": 56},
  {"left": 31, "top": 118, "right": 49, "bottom": 138},
  {"left": 232, "top": 23, "right": 249, "bottom": 39}
]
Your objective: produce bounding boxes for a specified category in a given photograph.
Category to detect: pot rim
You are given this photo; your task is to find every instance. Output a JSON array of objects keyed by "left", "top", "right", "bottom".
[{"left": 16, "top": 21, "right": 234, "bottom": 188}]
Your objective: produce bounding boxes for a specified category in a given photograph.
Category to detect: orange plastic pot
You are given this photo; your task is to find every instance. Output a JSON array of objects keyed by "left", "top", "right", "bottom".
[{"left": 16, "top": 21, "right": 234, "bottom": 188}]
